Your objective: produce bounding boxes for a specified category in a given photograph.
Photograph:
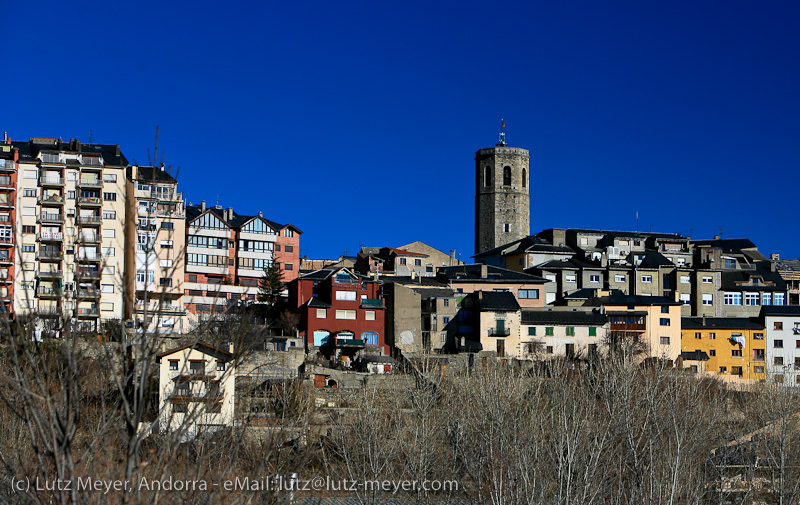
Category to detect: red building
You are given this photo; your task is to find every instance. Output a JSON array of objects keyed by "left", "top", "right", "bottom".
[
  {"left": 0, "top": 141, "right": 17, "bottom": 318},
  {"left": 289, "top": 267, "right": 387, "bottom": 361}
]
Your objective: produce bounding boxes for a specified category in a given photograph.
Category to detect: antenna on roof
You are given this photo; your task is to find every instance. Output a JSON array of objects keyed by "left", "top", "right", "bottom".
[
  {"left": 87, "top": 129, "right": 95, "bottom": 144},
  {"left": 719, "top": 225, "right": 724, "bottom": 238},
  {"left": 154, "top": 125, "right": 160, "bottom": 168},
  {"left": 636, "top": 210, "right": 639, "bottom": 233},
  {"left": 498, "top": 119, "right": 507, "bottom": 146},
  {"left": 216, "top": 194, "right": 222, "bottom": 207}
]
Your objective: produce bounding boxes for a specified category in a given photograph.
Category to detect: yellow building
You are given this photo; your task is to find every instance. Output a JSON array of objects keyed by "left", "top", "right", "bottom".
[{"left": 681, "top": 317, "right": 766, "bottom": 384}]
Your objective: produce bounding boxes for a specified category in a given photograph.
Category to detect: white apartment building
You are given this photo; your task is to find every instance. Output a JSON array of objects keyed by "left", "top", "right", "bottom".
[
  {"left": 127, "top": 165, "right": 187, "bottom": 336},
  {"left": 762, "top": 306, "right": 800, "bottom": 386},
  {"left": 12, "top": 138, "right": 128, "bottom": 332}
]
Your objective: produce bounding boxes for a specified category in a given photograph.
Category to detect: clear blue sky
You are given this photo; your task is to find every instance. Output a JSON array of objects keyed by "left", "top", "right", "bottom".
[{"left": 5, "top": 1, "right": 800, "bottom": 261}]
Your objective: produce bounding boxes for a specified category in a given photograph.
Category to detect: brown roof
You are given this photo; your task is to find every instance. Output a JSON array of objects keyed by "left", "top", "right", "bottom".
[{"left": 156, "top": 340, "right": 233, "bottom": 360}]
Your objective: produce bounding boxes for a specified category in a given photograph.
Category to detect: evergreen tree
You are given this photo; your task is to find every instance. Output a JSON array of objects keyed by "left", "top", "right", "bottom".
[{"left": 258, "top": 261, "right": 285, "bottom": 319}]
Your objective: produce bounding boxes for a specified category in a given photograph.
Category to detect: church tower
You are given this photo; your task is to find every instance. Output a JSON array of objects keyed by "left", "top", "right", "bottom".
[{"left": 474, "top": 122, "right": 530, "bottom": 255}]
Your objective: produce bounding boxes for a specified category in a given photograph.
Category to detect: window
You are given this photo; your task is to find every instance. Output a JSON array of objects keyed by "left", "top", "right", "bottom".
[
  {"left": 528, "top": 327, "right": 536, "bottom": 336},
  {"left": 285, "top": 263, "right": 294, "bottom": 271},
  {"left": 680, "top": 276, "right": 690, "bottom": 284},
  {"left": 283, "top": 229, "right": 294, "bottom": 237},
  {"left": 169, "top": 360, "right": 178, "bottom": 371},
  {"left": 518, "top": 289, "right": 539, "bottom": 299},
  {"left": 565, "top": 274, "right": 576, "bottom": 283},
  {"left": 745, "top": 293, "right": 760, "bottom": 306},
  {"left": 22, "top": 207, "right": 35, "bottom": 217},
  {"left": 216, "top": 361, "right": 226, "bottom": 371},
  {"left": 335, "top": 309, "right": 356, "bottom": 320},
  {"left": 23, "top": 170, "right": 37, "bottom": 179},
  {"left": 101, "top": 284, "right": 114, "bottom": 293},
  {"left": 100, "top": 302, "right": 114, "bottom": 311},
  {"left": 503, "top": 166, "right": 511, "bottom": 186},
  {"left": 702, "top": 294, "right": 713, "bottom": 306},
  {"left": 724, "top": 292, "right": 742, "bottom": 306},
  {"left": 774, "top": 339, "right": 783, "bottom": 348},
  {"left": 732, "top": 349, "right": 742, "bottom": 357},
  {"left": 23, "top": 189, "right": 36, "bottom": 197},
  {"left": 103, "top": 266, "right": 115, "bottom": 275},
  {"left": 719, "top": 366, "right": 727, "bottom": 374},
  {"left": 702, "top": 276, "right": 712, "bottom": 284},
  {"left": 754, "top": 332, "right": 764, "bottom": 340},
  {"left": 681, "top": 294, "right": 691, "bottom": 305},
  {"left": 159, "top": 278, "right": 172, "bottom": 287},
  {"left": 731, "top": 366, "right": 743, "bottom": 376},
  {"left": 775, "top": 293, "right": 785, "bottom": 305},
  {"left": 661, "top": 306, "right": 669, "bottom": 314},
  {"left": 284, "top": 245, "right": 294, "bottom": 253},
  {"left": 414, "top": 258, "right": 421, "bottom": 266},
  {"left": 796, "top": 340, "right": 800, "bottom": 349},
  {"left": 589, "top": 275, "right": 600, "bottom": 283},
  {"left": 614, "top": 275, "right": 626, "bottom": 282},
  {"left": 709, "top": 350, "right": 716, "bottom": 356},
  {"left": 365, "top": 310, "right": 375, "bottom": 321},
  {"left": 159, "top": 240, "right": 173, "bottom": 249},
  {"left": 589, "top": 327, "right": 597, "bottom": 337},
  {"left": 775, "top": 322, "right": 784, "bottom": 330},
  {"left": 314, "top": 308, "right": 327, "bottom": 319},
  {"left": 399, "top": 258, "right": 407, "bottom": 266},
  {"left": 22, "top": 225, "right": 35, "bottom": 234},
  {"left": 545, "top": 327, "right": 554, "bottom": 336},
  {"left": 443, "top": 299, "right": 450, "bottom": 307},
  {"left": 22, "top": 244, "right": 35, "bottom": 253},
  {"left": 442, "top": 316, "right": 450, "bottom": 325},
  {"left": 484, "top": 166, "right": 492, "bottom": 187},
  {"left": 522, "top": 167, "right": 526, "bottom": 187},
  {"left": 659, "top": 318, "right": 670, "bottom": 326},
  {"left": 103, "top": 174, "right": 117, "bottom": 183},
  {"left": 660, "top": 336, "right": 670, "bottom": 345},
  {"left": 103, "top": 192, "right": 116, "bottom": 201},
  {"left": 102, "top": 247, "right": 115, "bottom": 256},
  {"left": 504, "top": 223, "right": 510, "bottom": 233},
  {"left": 335, "top": 291, "right": 357, "bottom": 301},
  {"left": 725, "top": 258, "right": 737, "bottom": 269},
  {"left": 642, "top": 275, "right": 652, "bottom": 283},
  {"left": 159, "top": 259, "right": 173, "bottom": 268},
  {"left": 102, "top": 228, "right": 115, "bottom": 238},
  {"left": 774, "top": 375, "right": 784, "bottom": 384}
]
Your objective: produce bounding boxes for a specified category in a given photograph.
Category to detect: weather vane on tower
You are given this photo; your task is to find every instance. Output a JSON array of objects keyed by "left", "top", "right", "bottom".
[{"left": 498, "top": 119, "right": 507, "bottom": 146}]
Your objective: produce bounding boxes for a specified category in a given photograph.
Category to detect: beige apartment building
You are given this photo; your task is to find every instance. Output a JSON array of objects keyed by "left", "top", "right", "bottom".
[
  {"left": 12, "top": 138, "right": 128, "bottom": 332},
  {"left": 126, "top": 165, "right": 187, "bottom": 336}
]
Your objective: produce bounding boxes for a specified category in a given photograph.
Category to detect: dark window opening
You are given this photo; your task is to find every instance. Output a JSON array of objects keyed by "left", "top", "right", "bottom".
[{"left": 503, "top": 166, "right": 511, "bottom": 186}]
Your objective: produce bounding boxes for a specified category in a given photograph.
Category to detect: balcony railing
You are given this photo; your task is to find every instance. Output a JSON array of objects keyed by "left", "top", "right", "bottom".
[
  {"left": 38, "top": 213, "right": 64, "bottom": 223},
  {"left": 39, "top": 177, "right": 65, "bottom": 186},
  {"left": 488, "top": 328, "right": 511, "bottom": 337},
  {"left": 77, "top": 234, "right": 100, "bottom": 244},
  {"left": 37, "top": 231, "right": 63, "bottom": 242},
  {"left": 76, "top": 307, "right": 99, "bottom": 317},
  {"left": 361, "top": 298, "right": 383, "bottom": 307},
  {"left": 77, "top": 196, "right": 102, "bottom": 206},
  {"left": 0, "top": 160, "right": 16, "bottom": 171},
  {"left": 36, "top": 286, "right": 61, "bottom": 298},
  {"left": 38, "top": 194, "right": 64, "bottom": 206},
  {"left": 0, "top": 237, "right": 13, "bottom": 246},
  {"left": 37, "top": 270, "right": 63, "bottom": 278},
  {"left": 76, "top": 269, "right": 100, "bottom": 279},
  {"left": 610, "top": 323, "right": 647, "bottom": 331},
  {"left": 77, "top": 178, "right": 103, "bottom": 188},
  {"left": 76, "top": 215, "right": 102, "bottom": 225},
  {"left": 36, "top": 250, "right": 63, "bottom": 261},
  {"left": 135, "top": 303, "right": 185, "bottom": 314},
  {"left": 76, "top": 288, "right": 100, "bottom": 299},
  {"left": 336, "top": 338, "right": 365, "bottom": 347},
  {"left": 80, "top": 157, "right": 103, "bottom": 167},
  {"left": 77, "top": 254, "right": 101, "bottom": 263}
]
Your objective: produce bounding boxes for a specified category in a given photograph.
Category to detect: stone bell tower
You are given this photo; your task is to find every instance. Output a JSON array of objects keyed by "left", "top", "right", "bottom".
[{"left": 474, "top": 121, "right": 530, "bottom": 255}]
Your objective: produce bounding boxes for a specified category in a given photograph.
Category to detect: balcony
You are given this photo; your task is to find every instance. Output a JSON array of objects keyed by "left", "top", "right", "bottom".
[
  {"left": 0, "top": 159, "right": 16, "bottom": 172},
  {"left": 336, "top": 338, "right": 365, "bottom": 348},
  {"left": 37, "top": 270, "right": 63, "bottom": 279},
  {"left": 36, "top": 286, "right": 62, "bottom": 299},
  {"left": 0, "top": 236, "right": 13, "bottom": 247},
  {"left": 360, "top": 298, "right": 384, "bottom": 308},
  {"left": 610, "top": 323, "right": 647, "bottom": 331},
  {"left": 488, "top": 328, "right": 511, "bottom": 337},
  {"left": 0, "top": 255, "right": 11, "bottom": 265},
  {"left": 75, "top": 269, "right": 101, "bottom": 280},
  {"left": 76, "top": 215, "right": 101, "bottom": 226},
  {"left": 76, "top": 254, "right": 101, "bottom": 263},
  {"left": 77, "top": 196, "right": 102, "bottom": 207},
  {"left": 38, "top": 194, "right": 64, "bottom": 206},
  {"left": 79, "top": 157, "right": 103, "bottom": 168},
  {"left": 39, "top": 177, "right": 65, "bottom": 187},
  {"left": 793, "top": 328, "right": 800, "bottom": 335},
  {"left": 76, "top": 234, "right": 100, "bottom": 245},
  {"left": 76, "top": 288, "right": 100, "bottom": 300},
  {"left": 171, "top": 372, "right": 218, "bottom": 382},
  {"left": 76, "top": 307, "right": 99, "bottom": 318},
  {"left": 36, "top": 250, "right": 63, "bottom": 261},
  {"left": 37, "top": 212, "right": 64, "bottom": 224},
  {"left": 77, "top": 178, "right": 103, "bottom": 189},
  {"left": 135, "top": 302, "right": 185, "bottom": 315},
  {"left": 37, "top": 231, "right": 63, "bottom": 242}
]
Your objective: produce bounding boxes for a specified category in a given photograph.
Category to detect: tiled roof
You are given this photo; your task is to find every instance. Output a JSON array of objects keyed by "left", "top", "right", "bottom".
[
  {"left": 682, "top": 317, "right": 764, "bottom": 330},
  {"left": 521, "top": 309, "right": 606, "bottom": 325},
  {"left": 760, "top": 306, "right": 800, "bottom": 316},
  {"left": 477, "top": 291, "right": 520, "bottom": 312},
  {"left": 437, "top": 264, "right": 548, "bottom": 283}
]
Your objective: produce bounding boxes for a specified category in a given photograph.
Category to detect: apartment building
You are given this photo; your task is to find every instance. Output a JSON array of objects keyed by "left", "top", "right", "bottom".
[
  {"left": 0, "top": 142, "right": 18, "bottom": 317},
  {"left": 12, "top": 138, "right": 128, "bottom": 332},
  {"left": 681, "top": 317, "right": 766, "bottom": 384},
  {"left": 761, "top": 306, "right": 800, "bottom": 386},
  {"left": 157, "top": 341, "right": 235, "bottom": 433},
  {"left": 521, "top": 308, "right": 608, "bottom": 360},
  {"left": 183, "top": 202, "right": 300, "bottom": 326},
  {"left": 127, "top": 165, "right": 186, "bottom": 335}
]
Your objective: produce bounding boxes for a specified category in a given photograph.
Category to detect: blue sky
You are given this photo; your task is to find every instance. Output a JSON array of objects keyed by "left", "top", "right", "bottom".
[{"left": 5, "top": 1, "right": 800, "bottom": 260}]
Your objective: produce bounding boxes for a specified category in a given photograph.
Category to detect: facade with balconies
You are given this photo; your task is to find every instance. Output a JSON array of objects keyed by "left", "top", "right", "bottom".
[
  {"left": 127, "top": 165, "right": 187, "bottom": 336},
  {"left": 12, "top": 137, "right": 128, "bottom": 333},
  {"left": 0, "top": 142, "right": 18, "bottom": 317},
  {"left": 157, "top": 341, "right": 235, "bottom": 434}
]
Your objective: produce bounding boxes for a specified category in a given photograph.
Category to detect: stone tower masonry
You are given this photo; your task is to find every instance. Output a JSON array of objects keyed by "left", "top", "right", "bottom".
[{"left": 474, "top": 125, "right": 530, "bottom": 255}]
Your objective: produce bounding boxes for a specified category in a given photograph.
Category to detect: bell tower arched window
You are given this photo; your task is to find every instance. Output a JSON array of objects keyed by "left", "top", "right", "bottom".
[
  {"left": 503, "top": 166, "right": 511, "bottom": 186},
  {"left": 484, "top": 166, "right": 491, "bottom": 187},
  {"left": 522, "top": 168, "right": 527, "bottom": 188}
]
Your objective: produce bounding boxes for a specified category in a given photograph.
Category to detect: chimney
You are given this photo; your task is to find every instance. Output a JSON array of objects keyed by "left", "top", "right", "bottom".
[
  {"left": 115, "top": 144, "right": 120, "bottom": 156},
  {"left": 227, "top": 207, "right": 234, "bottom": 221},
  {"left": 480, "top": 264, "right": 488, "bottom": 278},
  {"left": 201, "top": 200, "right": 206, "bottom": 211},
  {"left": 771, "top": 253, "right": 780, "bottom": 261},
  {"left": 13, "top": 148, "right": 18, "bottom": 162},
  {"left": 702, "top": 315, "right": 706, "bottom": 326},
  {"left": 714, "top": 235, "right": 720, "bottom": 240},
  {"left": 258, "top": 211, "right": 263, "bottom": 217}
]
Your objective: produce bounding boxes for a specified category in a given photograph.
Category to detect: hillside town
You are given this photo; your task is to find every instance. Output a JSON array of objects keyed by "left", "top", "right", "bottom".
[{"left": 2, "top": 131, "right": 800, "bottom": 504}]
